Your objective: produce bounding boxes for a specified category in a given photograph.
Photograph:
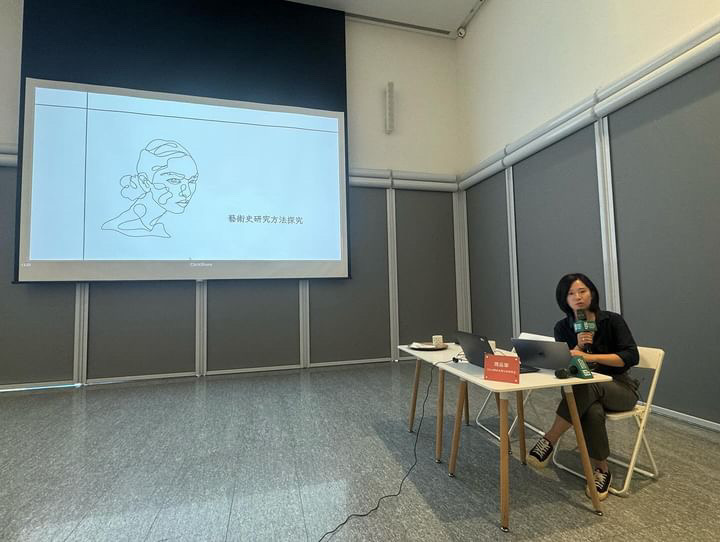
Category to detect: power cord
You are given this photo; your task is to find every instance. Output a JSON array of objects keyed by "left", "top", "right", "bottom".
[{"left": 317, "top": 361, "right": 452, "bottom": 542}]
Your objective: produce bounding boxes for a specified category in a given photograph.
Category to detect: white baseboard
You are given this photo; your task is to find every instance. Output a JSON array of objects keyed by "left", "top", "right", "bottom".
[
  {"left": 650, "top": 404, "right": 720, "bottom": 432},
  {"left": 0, "top": 380, "right": 78, "bottom": 393},
  {"left": 206, "top": 364, "right": 301, "bottom": 375},
  {"left": 87, "top": 371, "right": 196, "bottom": 385},
  {"left": 309, "top": 357, "right": 391, "bottom": 368}
]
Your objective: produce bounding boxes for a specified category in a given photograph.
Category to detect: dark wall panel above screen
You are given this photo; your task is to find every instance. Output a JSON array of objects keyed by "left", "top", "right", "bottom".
[
  {"left": 87, "top": 282, "right": 196, "bottom": 379},
  {"left": 466, "top": 172, "right": 513, "bottom": 349},
  {"left": 310, "top": 187, "right": 390, "bottom": 363},
  {"left": 513, "top": 125, "right": 604, "bottom": 336},
  {"left": 396, "top": 191, "right": 457, "bottom": 345},
  {"left": 609, "top": 56, "right": 720, "bottom": 423},
  {"left": 207, "top": 280, "right": 300, "bottom": 371},
  {"left": 0, "top": 168, "right": 75, "bottom": 385},
  {"left": 20, "top": 0, "right": 346, "bottom": 111}
]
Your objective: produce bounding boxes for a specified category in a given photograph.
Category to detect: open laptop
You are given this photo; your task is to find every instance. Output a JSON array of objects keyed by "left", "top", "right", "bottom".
[
  {"left": 510, "top": 338, "right": 572, "bottom": 371},
  {"left": 456, "top": 331, "right": 539, "bottom": 373}
]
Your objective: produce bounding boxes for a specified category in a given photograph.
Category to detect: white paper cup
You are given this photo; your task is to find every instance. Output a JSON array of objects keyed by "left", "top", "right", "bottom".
[{"left": 432, "top": 335, "right": 444, "bottom": 347}]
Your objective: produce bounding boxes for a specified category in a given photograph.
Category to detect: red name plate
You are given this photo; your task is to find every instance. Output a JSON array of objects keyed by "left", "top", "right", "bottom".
[{"left": 484, "top": 354, "right": 520, "bottom": 384}]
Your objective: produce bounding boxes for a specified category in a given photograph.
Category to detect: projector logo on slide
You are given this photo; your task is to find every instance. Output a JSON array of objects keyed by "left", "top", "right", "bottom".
[{"left": 102, "top": 139, "right": 198, "bottom": 238}]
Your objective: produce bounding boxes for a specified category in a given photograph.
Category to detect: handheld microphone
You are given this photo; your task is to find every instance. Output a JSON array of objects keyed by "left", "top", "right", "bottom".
[
  {"left": 554, "top": 365, "right": 579, "bottom": 379},
  {"left": 554, "top": 356, "right": 594, "bottom": 379},
  {"left": 573, "top": 309, "right": 597, "bottom": 353}
]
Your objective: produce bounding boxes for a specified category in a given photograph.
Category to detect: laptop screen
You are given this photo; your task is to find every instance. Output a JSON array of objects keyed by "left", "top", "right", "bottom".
[
  {"left": 511, "top": 339, "right": 571, "bottom": 370},
  {"left": 455, "top": 331, "right": 493, "bottom": 367}
]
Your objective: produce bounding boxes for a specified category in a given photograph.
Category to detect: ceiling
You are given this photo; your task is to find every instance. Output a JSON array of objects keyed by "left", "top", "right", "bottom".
[{"left": 287, "top": 0, "right": 483, "bottom": 38}]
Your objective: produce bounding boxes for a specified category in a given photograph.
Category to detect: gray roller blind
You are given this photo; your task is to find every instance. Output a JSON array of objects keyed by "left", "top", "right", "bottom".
[
  {"left": 87, "top": 282, "right": 196, "bottom": 379},
  {"left": 513, "top": 125, "right": 604, "bottom": 336},
  {"left": 466, "top": 172, "right": 513, "bottom": 349},
  {"left": 609, "top": 56, "right": 720, "bottom": 423},
  {"left": 395, "top": 190, "right": 457, "bottom": 345},
  {"left": 0, "top": 167, "right": 76, "bottom": 385},
  {"left": 207, "top": 280, "right": 300, "bottom": 370},
  {"left": 310, "top": 187, "right": 390, "bottom": 363}
]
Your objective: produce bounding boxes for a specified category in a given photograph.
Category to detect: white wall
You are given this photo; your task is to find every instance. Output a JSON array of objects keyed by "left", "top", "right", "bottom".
[
  {"left": 345, "top": 20, "right": 460, "bottom": 174},
  {"left": 457, "top": 0, "right": 720, "bottom": 171},
  {"left": 0, "top": 0, "right": 22, "bottom": 147}
]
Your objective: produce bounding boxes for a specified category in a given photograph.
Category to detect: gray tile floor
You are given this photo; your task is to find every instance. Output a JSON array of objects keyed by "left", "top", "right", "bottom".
[{"left": 1, "top": 361, "right": 718, "bottom": 541}]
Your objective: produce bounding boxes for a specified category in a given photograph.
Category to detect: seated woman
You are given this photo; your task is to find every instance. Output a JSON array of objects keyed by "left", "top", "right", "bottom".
[{"left": 527, "top": 273, "right": 640, "bottom": 500}]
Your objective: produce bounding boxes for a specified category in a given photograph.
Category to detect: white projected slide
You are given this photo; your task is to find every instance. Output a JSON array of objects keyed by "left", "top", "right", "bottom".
[{"left": 18, "top": 79, "right": 347, "bottom": 281}]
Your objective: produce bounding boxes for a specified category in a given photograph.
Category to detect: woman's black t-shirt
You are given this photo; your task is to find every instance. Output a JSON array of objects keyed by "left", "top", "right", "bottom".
[{"left": 553, "top": 310, "right": 639, "bottom": 376}]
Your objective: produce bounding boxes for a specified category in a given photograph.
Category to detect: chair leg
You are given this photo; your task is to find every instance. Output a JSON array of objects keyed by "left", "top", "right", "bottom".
[
  {"left": 475, "top": 391, "right": 494, "bottom": 423},
  {"left": 508, "top": 390, "right": 530, "bottom": 436},
  {"left": 609, "top": 414, "right": 658, "bottom": 496},
  {"left": 552, "top": 436, "right": 585, "bottom": 479},
  {"left": 607, "top": 456, "right": 657, "bottom": 479},
  {"left": 554, "top": 414, "right": 660, "bottom": 496},
  {"left": 641, "top": 432, "right": 659, "bottom": 478},
  {"left": 476, "top": 389, "right": 545, "bottom": 444},
  {"left": 508, "top": 390, "right": 545, "bottom": 439},
  {"left": 606, "top": 423, "right": 658, "bottom": 479},
  {"left": 475, "top": 391, "right": 501, "bottom": 441},
  {"left": 516, "top": 391, "right": 526, "bottom": 464}
]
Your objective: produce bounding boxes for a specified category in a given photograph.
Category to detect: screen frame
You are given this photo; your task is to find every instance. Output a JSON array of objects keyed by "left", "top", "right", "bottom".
[{"left": 17, "top": 78, "right": 348, "bottom": 282}]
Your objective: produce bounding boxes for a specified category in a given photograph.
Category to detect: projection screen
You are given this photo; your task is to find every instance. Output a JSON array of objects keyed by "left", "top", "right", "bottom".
[{"left": 17, "top": 79, "right": 347, "bottom": 282}]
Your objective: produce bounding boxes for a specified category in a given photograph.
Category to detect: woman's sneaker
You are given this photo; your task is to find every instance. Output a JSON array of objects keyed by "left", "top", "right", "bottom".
[
  {"left": 527, "top": 437, "right": 553, "bottom": 468},
  {"left": 585, "top": 468, "right": 611, "bottom": 501}
]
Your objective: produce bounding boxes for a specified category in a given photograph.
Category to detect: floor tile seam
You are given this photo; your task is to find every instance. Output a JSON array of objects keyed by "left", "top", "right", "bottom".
[
  {"left": 0, "top": 457, "right": 13, "bottom": 477},
  {"left": 60, "top": 505, "right": 95, "bottom": 542},
  {"left": 282, "top": 413, "right": 309, "bottom": 493},
  {"left": 291, "top": 463, "right": 311, "bottom": 542},
  {"left": 223, "top": 477, "right": 238, "bottom": 542},
  {"left": 280, "top": 404, "right": 316, "bottom": 542},
  {"left": 48, "top": 461, "right": 129, "bottom": 542},
  {"left": 142, "top": 458, "right": 192, "bottom": 542}
]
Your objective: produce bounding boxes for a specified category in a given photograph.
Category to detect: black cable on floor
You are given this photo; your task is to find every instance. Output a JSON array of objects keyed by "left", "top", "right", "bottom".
[{"left": 317, "top": 362, "right": 449, "bottom": 542}]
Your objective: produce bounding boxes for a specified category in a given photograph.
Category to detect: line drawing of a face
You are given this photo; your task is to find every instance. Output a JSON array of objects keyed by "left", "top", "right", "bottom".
[
  {"left": 102, "top": 139, "right": 198, "bottom": 238},
  {"left": 140, "top": 147, "right": 198, "bottom": 214}
]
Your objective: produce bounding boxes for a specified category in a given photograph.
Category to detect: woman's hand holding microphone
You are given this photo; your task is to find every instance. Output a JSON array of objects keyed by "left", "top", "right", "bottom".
[
  {"left": 576, "top": 331, "right": 594, "bottom": 351},
  {"left": 570, "top": 332, "right": 594, "bottom": 359}
]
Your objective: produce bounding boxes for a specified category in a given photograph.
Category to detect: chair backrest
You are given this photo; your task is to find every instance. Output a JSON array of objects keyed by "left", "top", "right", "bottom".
[
  {"left": 636, "top": 346, "right": 664, "bottom": 370},
  {"left": 636, "top": 346, "right": 665, "bottom": 410}
]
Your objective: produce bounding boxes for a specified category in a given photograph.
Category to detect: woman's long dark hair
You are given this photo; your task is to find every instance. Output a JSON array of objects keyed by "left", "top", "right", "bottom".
[{"left": 555, "top": 273, "right": 601, "bottom": 319}]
